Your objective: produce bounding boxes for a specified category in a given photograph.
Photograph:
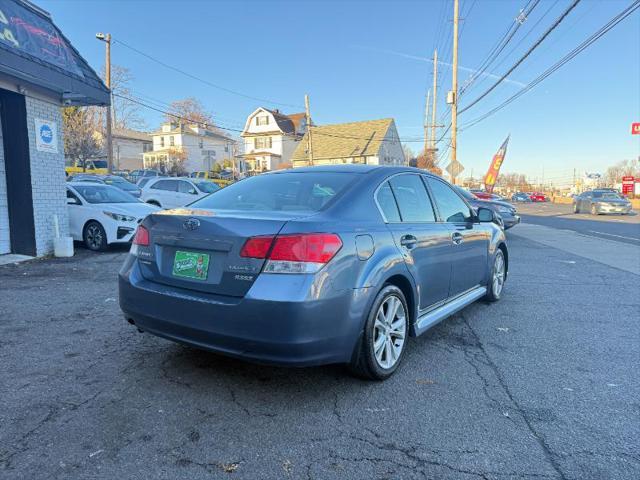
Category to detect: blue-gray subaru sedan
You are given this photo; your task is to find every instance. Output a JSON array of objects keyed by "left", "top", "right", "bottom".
[{"left": 119, "top": 166, "right": 508, "bottom": 380}]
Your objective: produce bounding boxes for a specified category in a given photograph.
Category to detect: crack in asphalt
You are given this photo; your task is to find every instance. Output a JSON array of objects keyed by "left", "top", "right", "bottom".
[{"left": 461, "top": 315, "right": 568, "bottom": 480}]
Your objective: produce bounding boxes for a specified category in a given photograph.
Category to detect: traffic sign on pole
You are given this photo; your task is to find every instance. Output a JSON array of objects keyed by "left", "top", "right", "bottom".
[
  {"left": 446, "top": 161, "right": 465, "bottom": 178},
  {"left": 631, "top": 122, "right": 640, "bottom": 135}
]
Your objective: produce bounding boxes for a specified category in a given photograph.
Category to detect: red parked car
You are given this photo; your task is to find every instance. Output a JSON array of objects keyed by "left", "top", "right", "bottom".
[{"left": 529, "top": 192, "right": 548, "bottom": 202}]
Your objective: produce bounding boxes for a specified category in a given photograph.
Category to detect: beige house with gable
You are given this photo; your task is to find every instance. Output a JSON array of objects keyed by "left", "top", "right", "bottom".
[{"left": 291, "top": 118, "right": 406, "bottom": 168}]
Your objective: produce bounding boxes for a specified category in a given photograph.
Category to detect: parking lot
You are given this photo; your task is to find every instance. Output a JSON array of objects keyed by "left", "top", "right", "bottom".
[{"left": 1, "top": 214, "right": 639, "bottom": 480}]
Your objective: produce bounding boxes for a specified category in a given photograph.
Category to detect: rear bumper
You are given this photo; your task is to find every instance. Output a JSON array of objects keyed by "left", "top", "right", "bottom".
[{"left": 119, "top": 259, "right": 370, "bottom": 366}]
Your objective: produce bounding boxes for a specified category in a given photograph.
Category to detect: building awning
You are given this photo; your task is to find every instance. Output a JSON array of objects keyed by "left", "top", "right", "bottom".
[{"left": 0, "top": 0, "right": 110, "bottom": 106}]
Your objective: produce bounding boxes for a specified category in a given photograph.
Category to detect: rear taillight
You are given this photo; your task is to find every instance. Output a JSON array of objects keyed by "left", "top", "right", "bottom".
[
  {"left": 240, "top": 235, "right": 274, "bottom": 258},
  {"left": 240, "top": 233, "right": 342, "bottom": 274},
  {"left": 132, "top": 225, "right": 149, "bottom": 246}
]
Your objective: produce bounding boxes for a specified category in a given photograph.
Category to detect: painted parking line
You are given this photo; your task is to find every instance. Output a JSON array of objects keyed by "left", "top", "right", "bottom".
[{"left": 588, "top": 230, "right": 640, "bottom": 243}]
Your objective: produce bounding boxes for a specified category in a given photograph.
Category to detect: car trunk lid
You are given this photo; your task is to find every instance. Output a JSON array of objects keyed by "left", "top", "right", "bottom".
[{"left": 137, "top": 208, "right": 307, "bottom": 296}]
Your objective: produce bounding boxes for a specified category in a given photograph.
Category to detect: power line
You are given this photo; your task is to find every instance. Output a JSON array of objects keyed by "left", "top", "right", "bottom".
[
  {"left": 113, "top": 38, "right": 304, "bottom": 109},
  {"left": 459, "top": 0, "right": 582, "bottom": 114},
  {"left": 460, "top": 0, "right": 540, "bottom": 97},
  {"left": 460, "top": 0, "right": 640, "bottom": 130}
]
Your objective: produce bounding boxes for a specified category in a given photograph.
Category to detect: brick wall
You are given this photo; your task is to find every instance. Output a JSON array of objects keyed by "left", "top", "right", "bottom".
[{"left": 24, "top": 96, "right": 68, "bottom": 256}]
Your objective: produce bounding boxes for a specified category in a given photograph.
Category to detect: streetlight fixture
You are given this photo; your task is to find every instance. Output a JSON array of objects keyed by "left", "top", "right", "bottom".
[{"left": 96, "top": 32, "right": 113, "bottom": 173}]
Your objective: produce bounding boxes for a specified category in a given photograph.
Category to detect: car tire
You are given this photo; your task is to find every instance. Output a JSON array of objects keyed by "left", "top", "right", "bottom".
[
  {"left": 485, "top": 249, "right": 506, "bottom": 302},
  {"left": 348, "top": 285, "right": 409, "bottom": 381},
  {"left": 83, "top": 221, "right": 108, "bottom": 252},
  {"left": 590, "top": 204, "right": 598, "bottom": 215}
]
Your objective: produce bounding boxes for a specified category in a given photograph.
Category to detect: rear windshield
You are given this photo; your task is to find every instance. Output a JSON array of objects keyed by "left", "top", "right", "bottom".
[{"left": 190, "top": 172, "right": 357, "bottom": 212}]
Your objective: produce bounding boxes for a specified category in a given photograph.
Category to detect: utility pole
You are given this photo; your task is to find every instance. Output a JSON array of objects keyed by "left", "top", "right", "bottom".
[
  {"left": 96, "top": 32, "right": 113, "bottom": 173},
  {"left": 430, "top": 49, "right": 438, "bottom": 152},
  {"left": 304, "top": 94, "right": 314, "bottom": 166},
  {"left": 424, "top": 89, "right": 431, "bottom": 157},
  {"left": 449, "top": 0, "right": 460, "bottom": 184}
]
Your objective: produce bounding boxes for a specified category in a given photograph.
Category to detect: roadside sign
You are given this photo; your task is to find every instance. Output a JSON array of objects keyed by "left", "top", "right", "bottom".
[
  {"left": 446, "top": 161, "right": 464, "bottom": 178},
  {"left": 622, "top": 176, "right": 634, "bottom": 195},
  {"left": 632, "top": 123, "right": 640, "bottom": 135}
]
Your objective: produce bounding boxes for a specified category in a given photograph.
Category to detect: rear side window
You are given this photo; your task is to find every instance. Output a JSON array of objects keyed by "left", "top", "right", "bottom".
[
  {"left": 376, "top": 182, "right": 401, "bottom": 222},
  {"left": 151, "top": 180, "right": 177, "bottom": 191},
  {"left": 190, "top": 172, "right": 357, "bottom": 212},
  {"left": 388, "top": 174, "right": 435, "bottom": 222},
  {"left": 427, "top": 178, "right": 473, "bottom": 223}
]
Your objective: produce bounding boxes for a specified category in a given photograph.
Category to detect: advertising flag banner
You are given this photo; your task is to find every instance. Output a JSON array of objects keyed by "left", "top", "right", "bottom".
[{"left": 484, "top": 136, "right": 510, "bottom": 194}]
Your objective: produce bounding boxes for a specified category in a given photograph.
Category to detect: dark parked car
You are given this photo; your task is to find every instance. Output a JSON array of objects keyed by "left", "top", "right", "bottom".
[
  {"left": 511, "top": 192, "right": 532, "bottom": 202},
  {"left": 573, "top": 190, "right": 632, "bottom": 215},
  {"left": 119, "top": 166, "right": 508, "bottom": 380},
  {"left": 457, "top": 187, "right": 520, "bottom": 230}
]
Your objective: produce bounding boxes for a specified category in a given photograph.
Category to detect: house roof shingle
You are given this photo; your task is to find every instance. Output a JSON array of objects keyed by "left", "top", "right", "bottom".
[{"left": 290, "top": 118, "right": 396, "bottom": 162}]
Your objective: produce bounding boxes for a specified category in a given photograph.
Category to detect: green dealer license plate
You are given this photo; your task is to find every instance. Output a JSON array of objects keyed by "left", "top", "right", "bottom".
[{"left": 172, "top": 251, "right": 210, "bottom": 280}]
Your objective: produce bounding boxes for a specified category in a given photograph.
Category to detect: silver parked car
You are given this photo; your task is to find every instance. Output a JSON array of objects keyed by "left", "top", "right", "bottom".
[
  {"left": 573, "top": 190, "right": 632, "bottom": 215},
  {"left": 119, "top": 166, "right": 508, "bottom": 380}
]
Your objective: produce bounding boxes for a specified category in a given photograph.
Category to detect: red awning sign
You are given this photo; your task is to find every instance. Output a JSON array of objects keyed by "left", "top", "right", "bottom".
[{"left": 632, "top": 123, "right": 640, "bottom": 135}]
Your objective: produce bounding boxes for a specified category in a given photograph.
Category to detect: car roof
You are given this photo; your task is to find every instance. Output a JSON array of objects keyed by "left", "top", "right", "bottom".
[{"left": 268, "top": 165, "right": 438, "bottom": 177}]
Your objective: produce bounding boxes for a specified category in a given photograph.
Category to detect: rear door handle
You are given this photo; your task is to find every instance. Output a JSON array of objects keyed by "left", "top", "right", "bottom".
[
  {"left": 452, "top": 232, "right": 463, "bottom": 245},
  {"left": 400, "top": 234, "right": 417, "bottom": 249}
]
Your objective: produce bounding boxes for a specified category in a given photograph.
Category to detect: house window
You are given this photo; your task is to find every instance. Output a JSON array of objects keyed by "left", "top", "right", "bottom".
[
  {"left": 199, "top": 139, "right": 203, "bottom": 149},
  {"left": 256, "top": 115, "right": 269, "bottom": 126},
  {"left": 143, "top": 143, "right": 152, "bottom": 152},
  {"left": 170, "top": 136, "right": 175, "bottom": 147},
  {"left": 224, "top": 145, "right": 229, "bottom": 152},
  {"left": 254, "top": 137, "right": 272, "bottom": 149},
  {"left": 160, "top": 137, "right": 165, "bottom": 148}
]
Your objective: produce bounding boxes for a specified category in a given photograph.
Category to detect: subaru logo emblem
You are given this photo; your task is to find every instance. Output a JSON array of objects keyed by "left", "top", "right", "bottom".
[{"left": 183, "top": 218, "right": 200, "bottom": 231}]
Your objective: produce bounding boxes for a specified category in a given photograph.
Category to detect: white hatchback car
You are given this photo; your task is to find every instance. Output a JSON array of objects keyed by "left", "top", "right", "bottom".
[
  {"left": 67, "top": 182, "right": 159, "bottom": 251},
  {"left": 140, "top": 177, "right": 220, "bottom": 208}
]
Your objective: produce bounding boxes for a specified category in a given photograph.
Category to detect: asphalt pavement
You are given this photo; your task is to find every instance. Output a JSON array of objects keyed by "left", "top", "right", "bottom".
[
  {"left": 515, "top": 202, "right": 640, "bottom": 245},
  {"left": 1, "top": 230, "right": 639, "bottom": 480}
]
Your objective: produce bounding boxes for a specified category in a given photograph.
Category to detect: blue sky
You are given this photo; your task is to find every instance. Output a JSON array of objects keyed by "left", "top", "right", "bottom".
[{"left": 41, "top": 0, "right": 639, "bottom": 183}]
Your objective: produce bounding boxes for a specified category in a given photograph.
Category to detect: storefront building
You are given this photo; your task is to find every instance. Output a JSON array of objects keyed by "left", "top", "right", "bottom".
[{"left": 0, "top": 0, "right": 109, "bottom": 256}]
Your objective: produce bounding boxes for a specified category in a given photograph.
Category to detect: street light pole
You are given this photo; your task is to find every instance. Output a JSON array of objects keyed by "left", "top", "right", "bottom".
[{"left": 97, "top": 32, "right": 113, "bottom": 173}]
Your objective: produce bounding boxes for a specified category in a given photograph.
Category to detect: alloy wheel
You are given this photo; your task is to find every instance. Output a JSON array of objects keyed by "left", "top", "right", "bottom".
[
  {"left": 373, "top": 295, "right": 406, "bottom": 369},
  {"left": 86, "top": 224, "right": 103, "bottom": 250},
  {"left": 493, "top": 252, "right": 505, "bottom": 297}
]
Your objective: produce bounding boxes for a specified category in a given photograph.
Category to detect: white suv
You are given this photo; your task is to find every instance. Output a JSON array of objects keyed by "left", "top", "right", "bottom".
[{"left": 140, "top": 177, "right": 220, "bottom": 208}]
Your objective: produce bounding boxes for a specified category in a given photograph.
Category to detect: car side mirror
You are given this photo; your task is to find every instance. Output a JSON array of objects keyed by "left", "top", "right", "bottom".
[
  {"left": 477, "top": 207, "right": 494, "bottom": 223},
  {"left": 67, "top": 197, "right": 79, "bottom": 205}
]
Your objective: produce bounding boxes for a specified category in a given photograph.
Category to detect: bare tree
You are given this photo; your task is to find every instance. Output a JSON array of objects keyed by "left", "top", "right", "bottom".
[
  {"left": 62, "top": 107, "right": 102, "bottom": 171},
  {"left": 402, "top": 144, "right": 414, "bottom": 166},
  {"left": 605, "top": 158, "right": 640, "bottom": 185},
  {"left": 496, "top": 172, "right": 531, "bottom": 192},
  {"left": 165, "top": 97, "right": 214, "bottom": 126},
  {"left": 416, "top": 149, "right": 441, "bottom": 175},
  {"left": 103, "top": 64, "right": 146, "bottom": 131}
]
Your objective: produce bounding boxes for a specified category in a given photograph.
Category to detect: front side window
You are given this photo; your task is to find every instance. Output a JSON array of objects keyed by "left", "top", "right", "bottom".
[
  {"left": 427, "top": 178, "right": 473, "bottom": 223},
  {"left": 178, "top": 181, "right": 197, "bottom": 194},
  {"left": 388, "top": 174, "right": 435, "bottom": 222},
  {"left": 151, "top": 180, "right": 178, "bottom": 191},
  {"left": 376, "top": 182, "right": 401, "bottom": 222}
]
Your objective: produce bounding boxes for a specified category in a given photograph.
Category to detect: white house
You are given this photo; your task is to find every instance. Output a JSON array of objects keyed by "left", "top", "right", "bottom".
[
  {"left": 291, "top": 118, "right": 406, "bottom": 167},
  {"left": 143, "top": 122, "right": 236, "bottom": 174},
  {"left": 241, "top": 108, "right": 306, "bottom": 172}
]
